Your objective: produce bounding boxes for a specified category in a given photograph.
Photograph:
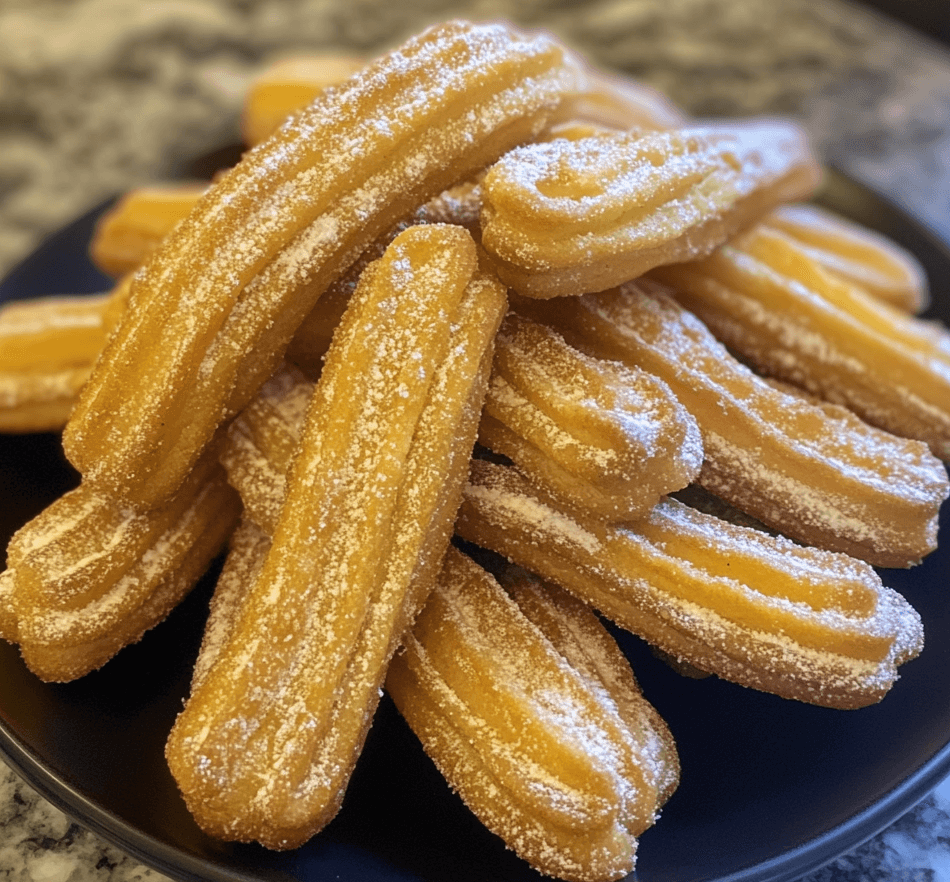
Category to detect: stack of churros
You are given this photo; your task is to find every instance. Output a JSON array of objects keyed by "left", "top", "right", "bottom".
[{"left": 1, "top": 17, "right": 948, "bottom": 882}]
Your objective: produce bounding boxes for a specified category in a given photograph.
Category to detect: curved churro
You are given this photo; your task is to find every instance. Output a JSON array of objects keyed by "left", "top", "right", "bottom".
[
  {"left": 653, "top": 224, "right": 950, "bottom": 459},
  {"left": 480, "top": 119, "right": 821, "bottom": 298},
  {"left": 513, "top": 282, "right": 948, "bottom": 568},
  {"left": 765, "top": 202, "right": 929, "bottom": 313},
  {"left": 479, "top": 313, "right": 702, "bottom": 521},
  {"left": 65, "top": 20, "right": 579, "bottom": 509},
  {"left": 387, "top": 548, "right": 678, "bottom": 882},
  {"left": 167, "top": 224, "right": 507, "bottom": 848},
  {"left": 2, "top": 447, "right": 240, "bottom": 682},
  {"left": 456, "top": 459, "right": 924, "bottom": 709}
]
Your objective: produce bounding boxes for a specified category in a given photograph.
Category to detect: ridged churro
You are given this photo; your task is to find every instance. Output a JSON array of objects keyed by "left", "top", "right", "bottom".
[
  {"left": 479, "top": 313, "right": 702, "bottom": 521},
  {"left": 167, "top": 224, "right": 506, "bottom": 848},
  {"left": 89, "top": 183, "right": 208, "bottom": 278},
  {"left": 456, "top": 459, "right": 924, "bottom": 709},
  {"left": 765, "top": 202, "right": 929, "bottom": 313},
  {"left": 480, "top": 119, "right": 820, "bottom": 298},
  {"left": 387, "top": 548, "right": 678, "bottom": 882},
  {"left": 653, "top": 224, "right": 950, "bottom": 459},
  {"left": 513, "top": 282, "right": 948, "bottom": 568},
  {"left": 2, "top": 447, "right": 240, "bottom": 682},
  {"left": 0, "top": 281, "right": 130, "bottom": 433},
  {"left": 64, "top": 20, "right": 580, "bottom": 509}
]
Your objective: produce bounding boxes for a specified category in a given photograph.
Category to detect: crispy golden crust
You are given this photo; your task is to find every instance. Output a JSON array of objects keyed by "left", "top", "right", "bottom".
[
  {"left": 653, "top": 224, "right": 950, "bottom": 459},
  {"left": 167, "top": 224, "right": 506, "bottom": 849},
  {"left": 480, "top": 120, "right": 820, "bottom": 298},
  {"left": 478, "top": 313, "right": 702, "bottom": 520},
  {"left": 513, "top": 282, "right": 949, "bottom": 568},
  {"left": 456, "top": 459, "right": 924, "bottom": 710},
  {"left": 64, "top": 20, "right": 579, "bottom": 509},
  {"left": 764, "top": 202, "right": 929, "bottom": 313},
  {"left": 387, "top": 548, "right": 679, "bottom": 882},
  {"left": 3, "top": 447, "right": 240, "bottom": 682}
]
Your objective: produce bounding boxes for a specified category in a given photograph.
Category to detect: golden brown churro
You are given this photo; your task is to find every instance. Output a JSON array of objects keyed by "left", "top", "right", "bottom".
[
  {"left": 480, "top": 120, "right": 820, "bottom": 298},
  {"left": 479, "top": 313, "right": 702, "bottom": 521},
  {"left": 387, "top": 548, "right": 679, "bottom": 882},
  {"left": 456, "top": 459, "right": 924, "bottom": 710},
  {"left": 64, "top": 20, "right": 579, "bottom": 509},
  {"left": 513, "top": 283, "right": 948, "bottom": 567},
  {"left": 167, "top": 224, "right": 506, "bottom": 848}
]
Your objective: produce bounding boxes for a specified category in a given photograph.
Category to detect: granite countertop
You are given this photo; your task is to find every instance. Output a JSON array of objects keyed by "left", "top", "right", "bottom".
[{"left": 1, "top": 0, "right": 950, "bottom": 880}]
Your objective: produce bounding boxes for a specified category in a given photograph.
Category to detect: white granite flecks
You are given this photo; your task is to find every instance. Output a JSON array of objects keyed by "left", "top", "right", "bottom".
[{"left": 2, "top": 1, "right": 950, "bottom": 881}]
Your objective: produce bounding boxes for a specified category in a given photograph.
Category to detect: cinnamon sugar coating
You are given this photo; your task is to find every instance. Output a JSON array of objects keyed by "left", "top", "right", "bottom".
[
  {"left": 64, "top": 19, "right": 579, "bottom": 509},
  {"left": 167, "top": 225, "right": 506, "bottom": 849},
  {"left": 514, "top": 282, "right": 948, "bottom": 568},
  {"left": 479, "top": 313, "right": 702, "bottom": 521},
  {"left": 653, "top": 224, "right": 950, "bottom": 459},
  {"left": 387, "top": 549, "right": 678, "bottom": 882},
  {"left": 457, "top": 460, "right": 924, "bottom": 710},
  {"left": 2, "top": 446, "right": 240, "bottom": 682},
  {"left": 480, "top": 119, "right": 820, "bottom": 298}
]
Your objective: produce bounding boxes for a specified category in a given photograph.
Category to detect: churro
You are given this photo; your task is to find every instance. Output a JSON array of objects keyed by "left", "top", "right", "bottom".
[
  {"left": 513, "top": 282, "right": 948, "bottom": 568},
  {"left": 166, "top": 224, "right": 506, "bottom": 848},
  {"left": 480, "top": 119, "right": 820, "bottom": 298},
  {"left": 0, "top": 280, "right": 129, "bottom": 433},
  {"left": 387, "top": 548, "right": 678, "bottom": 882},
  {"left": 479, "top": 313, "right": 702, "bottom": 520},
  {"left": 765, "top": 202, "right": 929, "bottom": 313},
  {"left": 89, "top": 183, "right": 208, "bottom": 278},
  {"left": 653, "top": 224, "right": 950, "bottom": 458},
  {"left": 456, "top": 459, "right": 924, "bottom": 709},
  {"left": 2, "top": 447, "right": 240, "bottom": 682},
  {"left": 64, "top": 20, "right": 579, "bottom": 509}
]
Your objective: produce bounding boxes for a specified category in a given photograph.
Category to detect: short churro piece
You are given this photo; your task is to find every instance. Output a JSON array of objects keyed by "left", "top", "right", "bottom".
[
  {"left": 479, "top": 313, "right": 702, "bottom": 521},
  {"left": 89, "top": 183, "right": 208, "bottom": 278},
  {"left": 480, "top": 119, "right": 821, "bottom": 298},
  {"left": 241, "top": 53, "right": 366, "bottom": 146},
  {"left": 0, "top": 281, "right": 130, "bottom": 433},
  {"left": 653, "top": 225, "right": 950, "bottom": 458},
  {"left": 456, "top": 460, "right": 924, "bottom": 709},
  {"left": 167, "top": 225, "right": 507, "bottom": 849},
  {"left": 3, "top": 447, "right": 240, "bottom": 682},
  {"left": 512, "top": 282, "right": 948, "bottom": 568},
  {"left": 65, "top": 20, "right": 579, "bottom": 509},
  {"left": 387, "top": 548, "right": 678, "bottom": 882},
  {"left": 765, "top": 202, "right": 929, "bottom": 313}
]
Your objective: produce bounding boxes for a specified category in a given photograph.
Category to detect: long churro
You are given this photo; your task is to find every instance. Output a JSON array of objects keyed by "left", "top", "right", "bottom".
[
  {"left": 480, "top": 120, "right": 820, "bottom": 298},
  {"left": 64, "top": 20, "right": 579, "bottom": 509},
  {"left": 387, "top": 548, "right": 678, "bottom": 882},
  {"left": 166, "top": 224, "right": 506, "bottom": 848},
  {"left": 513, "top": 282, "right": 948, "bottom": 568},
  {"left": 653, "top": 224, "right": 950, "bottom": 459},
  {"left": 456, "top": 459, "right": 924, "bottom": 710}
]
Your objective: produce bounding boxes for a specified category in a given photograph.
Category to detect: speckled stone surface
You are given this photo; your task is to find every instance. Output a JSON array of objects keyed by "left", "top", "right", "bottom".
[{"left": 1, "top": 1, "right": 950, "bottom": 880}]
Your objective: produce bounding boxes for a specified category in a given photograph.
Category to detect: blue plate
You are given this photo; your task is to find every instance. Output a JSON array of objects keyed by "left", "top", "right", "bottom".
[{"left": 0, "top": 168, "right": 948, "bottom": 882}]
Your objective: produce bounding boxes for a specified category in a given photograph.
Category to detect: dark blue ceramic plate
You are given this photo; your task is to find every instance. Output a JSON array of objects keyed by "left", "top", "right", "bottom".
[{"left": 0, "top": 169, "right": 948, "bottom": 882}]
